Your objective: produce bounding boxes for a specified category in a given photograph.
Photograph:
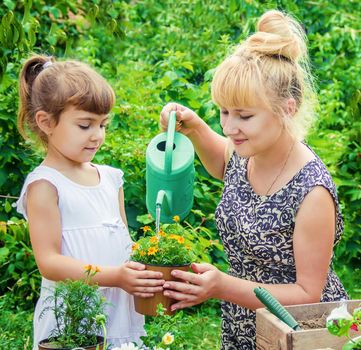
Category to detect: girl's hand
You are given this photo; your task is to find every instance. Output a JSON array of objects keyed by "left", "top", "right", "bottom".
[
  {"left": 118, "top": 261, "right": 165, "bottom": 298},
  {"left": 163, "top": 263, "right": 223, "bottom": 310},
  {"left": 160, "top": 102, "right": 202, "bottom": 136}
]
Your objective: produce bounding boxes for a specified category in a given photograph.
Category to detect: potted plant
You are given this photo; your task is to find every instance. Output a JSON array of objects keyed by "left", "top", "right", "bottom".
[
  {"left": 326, "top": 302, "right": 361, "bottom": 350},
  {"left": 38, "top": 265, "right": 108, "bottom": 350},
  {"left": 131, "top": 216, "right": 196, "bottom": 316}
]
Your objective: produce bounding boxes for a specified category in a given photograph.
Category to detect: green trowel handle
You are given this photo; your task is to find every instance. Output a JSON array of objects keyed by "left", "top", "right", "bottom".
[
  {"left": 254, "top": 287, "right": 301, "bottom": 330},
  {"left": 165, "top": 111, "right": 177, "bottom": 174}
]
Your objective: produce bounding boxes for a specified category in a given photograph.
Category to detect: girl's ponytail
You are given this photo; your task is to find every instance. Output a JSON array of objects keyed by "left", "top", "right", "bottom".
[{"left": 18, "top": 55, "right": 54, "bottom": 142}]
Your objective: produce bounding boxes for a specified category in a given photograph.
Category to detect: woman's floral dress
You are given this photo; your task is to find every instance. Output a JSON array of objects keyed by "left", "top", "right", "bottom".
[{"left": 215, "top": 150, "right": 348, "bottom": 350}]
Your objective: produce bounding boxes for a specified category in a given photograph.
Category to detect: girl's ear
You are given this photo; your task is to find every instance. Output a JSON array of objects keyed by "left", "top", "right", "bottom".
[{"left": 35, "top": 111, "right": 54, "bottom": 135}]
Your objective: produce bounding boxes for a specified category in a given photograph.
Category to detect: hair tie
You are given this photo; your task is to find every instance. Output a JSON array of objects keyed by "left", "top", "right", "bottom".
[{"left": 43, "top": 61, "right": 53, "bottom": 69}]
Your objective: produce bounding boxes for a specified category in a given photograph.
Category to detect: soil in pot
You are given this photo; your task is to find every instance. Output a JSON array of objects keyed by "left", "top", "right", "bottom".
[
  {"left": 134, "top": 263, "right": 190, "bottom": 316},
  {"left": 38, "top": 336, "right": 104, "bottom": 350},
  {"left": 297, "top": 313, "right": 328, "bottom": 330}
]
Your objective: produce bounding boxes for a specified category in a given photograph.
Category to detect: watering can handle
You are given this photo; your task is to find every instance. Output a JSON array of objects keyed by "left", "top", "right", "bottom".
[{"left": 165, "top": 111, "right": 177, "bottom": 174}]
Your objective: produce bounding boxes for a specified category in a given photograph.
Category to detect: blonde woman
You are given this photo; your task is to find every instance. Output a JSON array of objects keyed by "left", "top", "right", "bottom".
[{"left": 160, "top": 10, "right": 348, "bottom": 349}]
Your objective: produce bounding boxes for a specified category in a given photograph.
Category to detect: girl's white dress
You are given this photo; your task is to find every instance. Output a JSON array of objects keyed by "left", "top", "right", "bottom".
[{"left": 17, "top": 164, "right": 145, "bottom": 350}]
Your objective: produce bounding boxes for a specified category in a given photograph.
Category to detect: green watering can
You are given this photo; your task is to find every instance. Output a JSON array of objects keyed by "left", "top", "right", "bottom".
[{"left": 146, "top": 111, "right": 195, "bottom": 223}]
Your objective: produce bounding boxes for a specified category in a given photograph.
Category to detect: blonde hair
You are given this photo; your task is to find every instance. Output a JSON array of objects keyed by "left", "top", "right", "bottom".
[
  {"left": 211, "top": 10, "right": 317, "bottom": 140},
  {"left": 18, "top": 55, "right": 115, "bottom": 145}
]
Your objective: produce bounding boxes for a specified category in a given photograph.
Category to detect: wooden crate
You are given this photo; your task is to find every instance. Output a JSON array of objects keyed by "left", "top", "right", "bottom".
[{"left": 256, "top": 299, "right": 361, "bottom": 350}]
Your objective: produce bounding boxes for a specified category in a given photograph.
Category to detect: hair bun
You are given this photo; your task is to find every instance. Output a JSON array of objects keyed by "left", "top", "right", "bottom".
[{"left": 245, "top": 10, "right": 307, "bottom": 61}]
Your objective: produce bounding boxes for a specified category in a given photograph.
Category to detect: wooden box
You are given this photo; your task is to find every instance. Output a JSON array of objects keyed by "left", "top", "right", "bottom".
[{"left": 256, "top": 299, "right": 361, "bottom": 350}]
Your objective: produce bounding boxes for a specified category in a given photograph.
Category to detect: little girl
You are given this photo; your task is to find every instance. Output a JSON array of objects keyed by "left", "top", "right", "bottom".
[{"left": 16, "top": 55, "right": 164, "bottom": 349}]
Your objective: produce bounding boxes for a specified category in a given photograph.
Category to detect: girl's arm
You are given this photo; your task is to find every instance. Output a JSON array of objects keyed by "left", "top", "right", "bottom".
[
  {"left": 27, "top": 180, "right": 164, "bottom": 297},
  {"left": 160, "top": 103, "right": 228, "bottom": 180},
  {"left": 163, "top": 186, "right": 335, "bottom": 310}
]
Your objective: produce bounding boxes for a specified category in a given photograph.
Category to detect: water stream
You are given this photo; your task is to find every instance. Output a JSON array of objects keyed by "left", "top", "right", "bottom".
[{"left": 155, "top": 205, "right": 161, "bottom": 235}]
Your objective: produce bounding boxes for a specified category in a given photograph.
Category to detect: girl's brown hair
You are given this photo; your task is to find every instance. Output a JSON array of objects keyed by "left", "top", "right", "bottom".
[
  {"left": 18, "top": 55, "right": 115, "bottom": 145},
  {"left": 211, "top": 10, "right": 317, "bottom": 140}
]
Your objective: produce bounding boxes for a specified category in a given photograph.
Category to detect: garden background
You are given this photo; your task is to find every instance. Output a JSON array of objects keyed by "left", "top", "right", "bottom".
[{"left": 0, "top": 0, "right": 360, "bottom": 349}]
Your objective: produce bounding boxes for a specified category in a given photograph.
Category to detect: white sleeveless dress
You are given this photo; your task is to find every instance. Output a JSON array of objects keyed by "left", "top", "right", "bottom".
[{"left": 16, "top": 164, "right": 145, "bottom": 350}]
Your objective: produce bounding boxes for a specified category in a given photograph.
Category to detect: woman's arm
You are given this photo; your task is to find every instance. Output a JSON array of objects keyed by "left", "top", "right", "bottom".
[
  {"left": 27, "top": 180, "right": 164, "bottom": 297},
  {"left": 163, "top": 186, "right": 336, "bottom": 310},
  {"left": 160, "top": 103, "right": 228, "bottom": 180}
]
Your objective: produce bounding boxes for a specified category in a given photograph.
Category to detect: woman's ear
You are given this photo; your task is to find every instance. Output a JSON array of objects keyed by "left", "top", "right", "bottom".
[
  {"left": 35, "top": 111, "right": 54, "bottom": 135},
  {"left": 285, "top": 98, "right": 297, "bottom": 117}
]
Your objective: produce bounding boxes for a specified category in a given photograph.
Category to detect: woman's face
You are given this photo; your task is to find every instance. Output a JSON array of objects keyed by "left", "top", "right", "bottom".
[{"left": 220, "top": 105, "right": 285, "bottom": 158}]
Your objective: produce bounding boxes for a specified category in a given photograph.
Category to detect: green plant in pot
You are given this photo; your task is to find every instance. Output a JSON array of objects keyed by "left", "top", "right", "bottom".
[
  {"left": 38, "top": 265, "right": 108, "bottom": 350},
  {"left": 326, "top": 302, "right": 361, "bottom": 350},
  {"left": 131, "top": 216, "right": 196, "bottom": 316}
]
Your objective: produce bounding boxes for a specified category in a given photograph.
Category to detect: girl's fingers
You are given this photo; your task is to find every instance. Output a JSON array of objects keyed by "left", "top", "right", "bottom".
[
  {"left": 171, "top": 300, "right": 197, "bottom": 311},
  {"left": 135, "top": 285, "right": 164, "bottom": 293},
  {"left": 136, "top": 278, "right": 165, "bottom": 286},
  {"left": 133, "top": 292, "right": 154, "bottom": 298}
]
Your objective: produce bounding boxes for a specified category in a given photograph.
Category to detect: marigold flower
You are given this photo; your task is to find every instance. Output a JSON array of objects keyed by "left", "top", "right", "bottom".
[
  {"left": 94, "top": 266, "right": 101, "bottom": 273},
  {"left": 177, "top": 236, "right": 185, "bottom": 244},
  {"left": 150, "top": 236, "right": 159, "bottom": 244},
  {"left": 173, "top": 215, "right": 180, "bottom": 222},
  {"left": 142, "top": 226, "right": 151, "bottom": 232},
  {"left": 84, "top": 264, "right": 92, "bottom": 272},
  {"left": 169, "top": 234, "right": 179, "bottom": 240},
  {"left": 162, "top": 332, "right": 174, "bottom": 345},
  {"left": 140, "top": 250, "right": 146, "bottom": 256},
  {"left": 158, "top": 229, "right": 165, "bottom": 237},
  {"left": 132, "top": 243, "right": 140, "bottom": 251},
  {"left": 147, "top": 247, "right": 158, "bottom": 256}
]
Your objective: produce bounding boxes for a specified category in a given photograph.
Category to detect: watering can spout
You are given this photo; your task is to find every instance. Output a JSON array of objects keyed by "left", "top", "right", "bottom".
[{"left": 155, "top": 190, "right": 172, "bottom": 216}]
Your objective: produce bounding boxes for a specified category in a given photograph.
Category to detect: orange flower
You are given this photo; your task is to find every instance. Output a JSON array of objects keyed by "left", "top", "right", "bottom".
[
  {"left": 173, "top": 215, "right": 180, "bottom": 222},
  {"left": 84, "top": 264, "right": 92, "bottom": 272},
  {"left": 169, "top": 234, "right": 178, "bottom": 240},
  {"left": 158, "top": 229, "right": 165, "bottom": 237},
  {"left": 94, "top": 266, "right": 101, "bottom": 273},
  {"left": 132, "top": 243, "right": 140, "bottom": 251},
  {"left": 177, "top": 236, "right": 185, "bottom": 244},
  {"left": 147, "top": 247, "right": 158, "bottom": 256},
  {"left": 140, "top": 250, "right": 146, "bottom": 256},
  {"left": 150, "top": 236, "right": 159, "bottom": 244},
  {"left": 142, "top": 226, "right": 151, "bottom": 232}
]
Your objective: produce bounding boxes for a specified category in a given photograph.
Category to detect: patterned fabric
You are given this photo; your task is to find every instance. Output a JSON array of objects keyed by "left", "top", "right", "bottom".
[{"left": 215, "top": 150, "right": 348, "bottom": 350}]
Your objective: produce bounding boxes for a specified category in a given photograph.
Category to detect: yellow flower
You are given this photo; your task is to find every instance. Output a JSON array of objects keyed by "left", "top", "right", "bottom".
[
  {"left": 173, "top": 215, "right": 180, "bottom": 222},
  {"left": 132, "top": 243, "right": 140, "bottom": 251},
  {"left": 84, "top": 264, "right": 92, "bottom": 273},
  {"left": 147, "top": 247, "right": 158, "bottom": 256},
  {"left": 94, "top": 266, "right": 101, "bottom": 273},
  {"left": 162, "top": 332, "right": 174, "bottom": 345},
  {"left": 186, "top": 244, "right": 191, "bottom": 250},
  {"left": 158, "top": 229, "right": 165, "bottom": 237},
  {"left": 150, "top": 236, "right": 159, "bottom": 244},
  {"left": 140, "top": 250, "right": 146, "bottom": 256},
  {"left": 177, "top": 236, "right": 185, "bottom": 244},
  {"left": 169, "top": 234, "right": 179, "bottom": 240},
  {"left": 142, "top": 226, "right": 151, "bottom": 232}
]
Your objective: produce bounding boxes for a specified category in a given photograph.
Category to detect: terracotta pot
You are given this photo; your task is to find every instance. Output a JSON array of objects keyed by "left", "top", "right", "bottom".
[
  {"left": 134, "top": 263, "right": 190, "bottom": 316},
  {"left": 38, "top": 336, "right": 104, "bottom": 350}
]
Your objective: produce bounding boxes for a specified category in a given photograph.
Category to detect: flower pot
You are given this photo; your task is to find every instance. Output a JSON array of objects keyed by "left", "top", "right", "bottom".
[
  {"left": 38, "top": 336, "right": 104, "bottom": 350},
  {"left": 134, "top": 263, "right": 190, "bottom": 316}
]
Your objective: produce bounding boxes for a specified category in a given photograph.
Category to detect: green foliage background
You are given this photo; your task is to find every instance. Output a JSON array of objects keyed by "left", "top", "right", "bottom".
[{"left": 0, "top": 0, "right": 360, "bottom": 348}]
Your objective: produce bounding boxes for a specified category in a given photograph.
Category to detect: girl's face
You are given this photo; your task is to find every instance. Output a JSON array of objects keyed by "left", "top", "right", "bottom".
[
  {"left": 47, "top": 106, "right": 108, "bottom": 164},
  {"left": 220, "top": 105, "right": 284, "bottom": 158}
]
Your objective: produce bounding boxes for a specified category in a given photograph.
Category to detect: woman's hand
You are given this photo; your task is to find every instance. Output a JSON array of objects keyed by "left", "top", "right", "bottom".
[
  {"left": 160, "top": 102, "right": 202, "bottom": 136},
  {"left": 118, "top": 261, "right": 165, "bottom": 298},
  {"left": 163, "top": 263, "right": 224, "bottom": 310}
]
